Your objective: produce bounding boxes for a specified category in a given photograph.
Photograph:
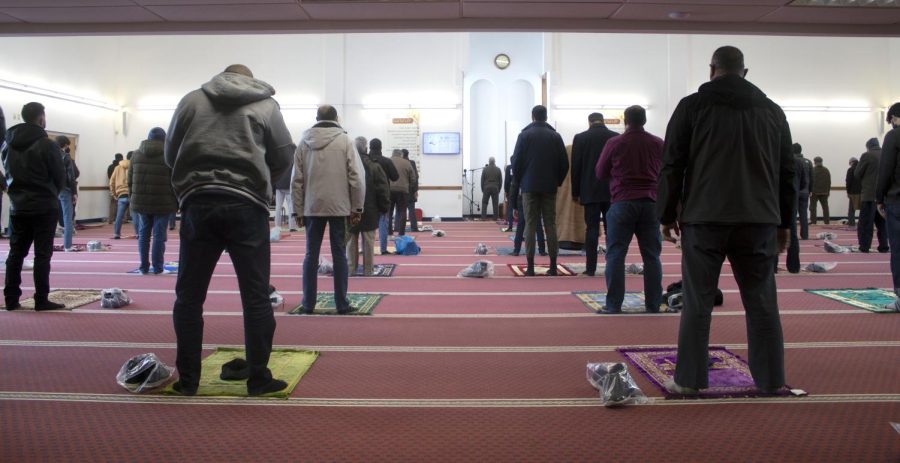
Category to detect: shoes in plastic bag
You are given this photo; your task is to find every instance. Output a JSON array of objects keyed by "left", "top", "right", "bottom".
[
  {"left": 625, "top": 263, "right": 644, "bottom": 275},
  {"left": 804, "top": 262, "right": 837, "bottom": 273},
  {"left": 816, "top": 232, "right": 837, "bottom": 240},
  {"left": 101, "top": 288, "right": 131, "bottom": 309},
  {"left": 666, "top": 293, "right": 683, "bottom": 312},
  {"left": 823, "top": 240, "right": 850, "bottom": 253},
  {"left": 458, "top": 260, "right": 495, "bottom": 278},
  {"left": 432, "top": 230, "right": 446, "bottom": 237},
  {"left": 86, "top": 240, "right": 105, "bottom": 252},
  {"left": 474, "top": 243, "right": 488, "bottom": 255},
  {"left": 269, "top": 226, "right": 282, "bottom": 242},
  {"left": 598, "top": 244, "right": 607, "bottom": 256},
  {"left": 116, "top": 353, "right": 174, "bottom": 393},
  {"left": 586, "top": 362, "right": 648, "bottom": 407},
  {"left": 269, "top": 286, "right": 284, "bottom": 309},
  {"left": 317, "top": 257, "right": 334, "bottom": 275},
  {"left": 432, "top": 216, "right": 442, "bottom": 223},
  {"left": 421, "top": 225, "right": 434, "bottom": 231}
]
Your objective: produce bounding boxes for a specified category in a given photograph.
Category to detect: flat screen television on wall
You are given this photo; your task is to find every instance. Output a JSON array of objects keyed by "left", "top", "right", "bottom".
[{"left": 422, "top": 132, "right": 460, "bottom": 155}]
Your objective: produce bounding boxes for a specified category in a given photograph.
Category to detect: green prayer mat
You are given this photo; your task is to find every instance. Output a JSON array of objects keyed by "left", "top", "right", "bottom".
[
  {"left": 160, "top": 347, "right": 318, "bottom": 398},
  {"left": 5, "top": 289, "right": 101, "bottom": 311},
  {"left": 288, "top": 293, "right": 385, "bottom": 315},
  {"left": 805, "top": 288, "right": 898, "bottom": 313}
]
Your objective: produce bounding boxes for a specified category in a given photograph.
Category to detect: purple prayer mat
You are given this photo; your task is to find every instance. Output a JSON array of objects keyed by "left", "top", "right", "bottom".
[{"left": 618, "top": 346, "right": 793, "bottom": 399}]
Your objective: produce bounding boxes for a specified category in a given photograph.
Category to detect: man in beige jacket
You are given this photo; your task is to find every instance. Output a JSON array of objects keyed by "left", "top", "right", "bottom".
[{"left": 293, "top": 105, "right": 365, "bottom": 314}]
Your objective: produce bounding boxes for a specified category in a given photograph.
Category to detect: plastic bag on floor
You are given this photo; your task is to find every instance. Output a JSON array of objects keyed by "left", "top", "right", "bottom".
[
  {"left": 317, "top": 257, "right": 334, "bottom": 275},
  {"left": 116, "top": 353, "right": 174, "bottom": 393},
  {"left": 458, "top": 260, "right": 494, "bottom": 278},
  {"left": 432, "top": 230, "right": 446, "bottom": 237},
  {"left": 101, "top": 288, "right": 131, "bottom": 309},
  {"left": 805, "top": 262, "right": 837, "bottom": 273},
  {"left": 269, "top": 226, "right": 282, "bottom": 242},
  {"left": 421, "top": 225, "right": 434, "bottom": 231},
  {"left": 626, "top": 263, "right": 644, "bottom": 275},
  {"left": 269, "top": 284, "right": 284, "bottom": 309},
  {"left": 823, "top": 240, "right": 850, "bottom": 253},
  {"left": 598, "top": 244, "right": 607, "bottom": 256},
  {"left": 395, "top": 235, "right": 421, "bottom": 255},
  {"left": 816, "top": 232, "right": 837, "bottom": 240},
  {"left": 432, "top": 216, "right": 442, "bottom": 223},
  {"left": 87, "top": 240, "right": 105, "bottom": 252},
  {"left": 475, "top": 243, "right": 488, "bottom": 255},
  {"left": 586, "top": 362, "right": 648, "bottom": 407}
]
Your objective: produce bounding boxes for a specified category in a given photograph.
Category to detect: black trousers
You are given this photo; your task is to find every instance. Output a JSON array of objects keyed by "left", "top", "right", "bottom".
[
  {"left": 676, "top": 224, "right": 784, "bottom": 390},
  {"left": 583, "top": 202, "right": 610, "bottom": 274},
  {"left": 481, "top": 188, "right": 500, "bottom": 220},
  {"left": 857, "top": 201, "right": 888, "bottom": 252},
  {"left": 389, "top": 191, "right": 408, "bottom": 236},
  {"left": 172, "top": 193, "right": 275, "bottom": 392},
  {"left": 797, "top": 195, "right": 809, "bottom": 239},
  {"left": 4, "top": 212, "right": 57, "bottom": 304},
  {"left": 785, "top": 205, "right": 800, "bottom": 273}
]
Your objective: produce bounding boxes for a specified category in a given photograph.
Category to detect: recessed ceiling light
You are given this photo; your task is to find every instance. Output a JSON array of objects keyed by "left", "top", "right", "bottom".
[{"left": 668, "top": 11, "right": 691, "bottom": 19}]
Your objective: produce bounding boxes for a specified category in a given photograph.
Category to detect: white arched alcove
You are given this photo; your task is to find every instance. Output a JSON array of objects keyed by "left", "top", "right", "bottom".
[{"left": 467, "top": 78, "right": 499, "bottom": 215}]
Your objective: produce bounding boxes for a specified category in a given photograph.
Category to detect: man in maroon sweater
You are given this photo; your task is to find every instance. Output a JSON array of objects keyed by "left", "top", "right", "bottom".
[{"left": 595, "top": 105, "right": 664, "bottom": 313}]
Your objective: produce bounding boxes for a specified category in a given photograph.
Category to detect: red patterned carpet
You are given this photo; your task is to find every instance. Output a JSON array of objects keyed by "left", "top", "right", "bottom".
[{"left": 1, "top": 221, "right": 898, "bottom": 462}]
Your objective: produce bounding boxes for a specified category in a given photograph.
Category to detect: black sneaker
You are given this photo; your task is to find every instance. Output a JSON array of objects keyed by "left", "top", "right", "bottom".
[
  {"left": 248, "top": 378, "right": 288, "bottom": 396},
  {"left": 172, "top": 380, "right": 198, "bottom": 396},
  {"left": 34, "top": 301, "right": 66, "bottom": 311}
]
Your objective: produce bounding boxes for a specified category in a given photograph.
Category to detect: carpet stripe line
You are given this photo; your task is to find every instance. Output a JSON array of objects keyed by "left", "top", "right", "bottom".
[
  {"left": 17, "top": 271, "right": 898, "bottom": 279},
  {"left": 66, "top": 309, "right": 867, "bottom": 317},
  {"left": 1, "top": 339, "right": 897, "bottom": 351},
  {"left": 0, "top": 391, "right": 896, "bottom": 408}
]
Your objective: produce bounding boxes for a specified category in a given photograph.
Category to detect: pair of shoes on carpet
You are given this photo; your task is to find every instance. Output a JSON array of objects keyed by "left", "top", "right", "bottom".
[{"left": 663, "top": 379, "right": 699, "bottom": 395}]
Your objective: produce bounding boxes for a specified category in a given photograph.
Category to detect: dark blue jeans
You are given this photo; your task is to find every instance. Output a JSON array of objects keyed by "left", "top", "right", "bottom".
[
  {"left": 137, "top": 213, "right": 170, "bottom": 273},
  {"left": 798, "top": 195, "right": 809, "bottom": 239},
  {"left": 857, "top": 201, "right": 887, "bottom": 252},
  {"left": 302, "top": 216, "right": 350, "bottom": 311},
  {"left": 604, "top": 200, "right": 662, "bottom": 311},
  {"left": 5, "top": 212, "right": 57, "bottom": 304},
  {"left": 173, "top": 193, "right": 275, "bottom": 392},
  {"left": 885, "top": 203, "right": 900, "bottom": 291},
  {"left": 583, "top": 202, "right": 610, "bottom": 274}
]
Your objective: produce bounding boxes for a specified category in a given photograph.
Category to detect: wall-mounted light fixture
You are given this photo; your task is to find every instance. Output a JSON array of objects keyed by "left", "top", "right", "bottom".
[
  {"left": 782, "top": 106, "right": 872, "bottom": 113},
  {"left": 553, "top": 104, "right": 650, "bottom": 110},
  {"left": 0, "top": 78, "right": 120, "bottom": 112}
]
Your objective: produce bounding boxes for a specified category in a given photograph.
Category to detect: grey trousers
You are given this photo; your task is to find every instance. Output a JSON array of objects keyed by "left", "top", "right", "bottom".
[
  {"left": 523, "top": 192, "right": 559, "bottom": 259},
  {"left": 675, "top": 224, "right": 785, "bottom": 391}
]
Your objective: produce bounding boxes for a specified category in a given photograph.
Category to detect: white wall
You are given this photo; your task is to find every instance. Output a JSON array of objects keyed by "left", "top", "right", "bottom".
[{"left": 2, "top": 32, "right": 899, "bottom": 224}]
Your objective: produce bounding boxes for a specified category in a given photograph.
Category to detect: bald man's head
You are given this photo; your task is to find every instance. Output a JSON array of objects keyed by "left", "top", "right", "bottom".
[
  {"left": 710, "top": 46, "right": 746, "bottom": 79},
  {"left": 224, "top": 64, "right": 253, "bottom": 78},
  {"left": 317, "top": 105, "right": 338, "bottom": 122}
]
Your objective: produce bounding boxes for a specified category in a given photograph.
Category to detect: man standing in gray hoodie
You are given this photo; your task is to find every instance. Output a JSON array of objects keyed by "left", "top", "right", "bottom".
[
  {"left": 293, "top": 105, "right": 365, "bottom": 314},
  {"left": 165, "top": 65, "right": 295, "bottom": 396}
]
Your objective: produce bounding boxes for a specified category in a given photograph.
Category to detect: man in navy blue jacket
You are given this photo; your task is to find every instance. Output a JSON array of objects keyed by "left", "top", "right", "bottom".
[
  {"left": 571, "top": 112, "right": 618, "bottom": 276},
  {"left": 512, "top": 105, "right": 569, "bottom": 276}
]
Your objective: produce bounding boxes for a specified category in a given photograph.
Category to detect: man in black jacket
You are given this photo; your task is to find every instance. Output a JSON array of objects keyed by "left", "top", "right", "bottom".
[
  {"left": 794, "top": 144, "right": 813, "bottom": 239},
  {"left": 106, "top": 153, "right": 122, "bottom": 224},
  {"left": 503, "top": 163, "right": 514, "bottom": 231},
  {"left": 369, "top": 138, "right": 398, "bottom": 254},
  {"left": 480, "top": 157, "right": 503, "bottom": 221},
  {"left": 3, "top": 102, "right": 66, "bottom": 311},
  {"left": 875, "top": 102, "right": 900, "bottom": 311},
  {"left": 845, "top": 157, "right": 861, "bottom": 226},
  {"left": 658, "top": 46, "right": 794, "bottom": 395},
  {"left": 571, "top": 112, "right": 618, "bottom": 276},
  {"left": 512, "top": 105, "right": 569, "bottom": 276},
  {"left": 402, "top": 149, "right": 420, "bottom": 231}
]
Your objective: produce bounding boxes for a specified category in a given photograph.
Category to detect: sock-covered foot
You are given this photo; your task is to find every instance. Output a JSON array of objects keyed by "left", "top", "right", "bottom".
[
  {"left": 663, "top": 379, "right": 698, "bottom": 395},
  {"left": 34, "top": 301, "right": 65, "bottom": 311},
  {"left": 172, "top": 380, "right": 197, "bottom": 396},
  {"left": 248, "top": 378, "right": 288, "bottom": 396}
]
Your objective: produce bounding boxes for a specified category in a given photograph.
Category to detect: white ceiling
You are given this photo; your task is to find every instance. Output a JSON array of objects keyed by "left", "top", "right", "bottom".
[{"left": 0, "top": 0, "right": 898, "bottom": 36}]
